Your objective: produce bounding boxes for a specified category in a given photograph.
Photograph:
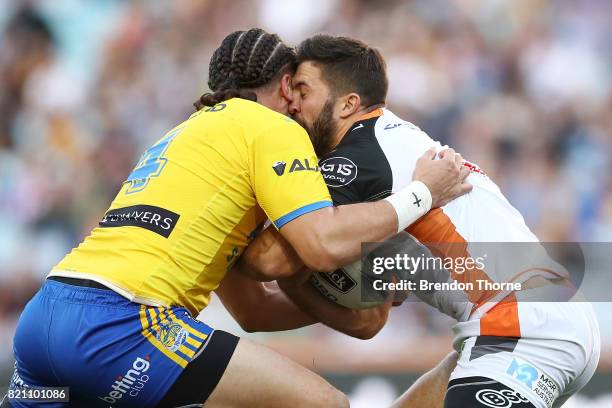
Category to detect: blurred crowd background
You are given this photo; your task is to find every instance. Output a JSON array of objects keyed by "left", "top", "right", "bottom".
[{"left": 0, "top": 0, "right": 611, "bottom": 404}]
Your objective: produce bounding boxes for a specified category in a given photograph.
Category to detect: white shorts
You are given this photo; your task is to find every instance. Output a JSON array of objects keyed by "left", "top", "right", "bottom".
[{"left": 450, "top": 302, "right": 601, "bottom": 408}]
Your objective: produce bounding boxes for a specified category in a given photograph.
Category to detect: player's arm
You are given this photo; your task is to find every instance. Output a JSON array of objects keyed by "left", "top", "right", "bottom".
[
  {"left": 253, "top": 121, "right": 470, "bottom": 273},
  {"left": 238, "top": 228, "right": 390, "bottom": 339},
  {"left": 239, "top": 225, "right": 304, "bottom": 281},
  {"left": 276, "top": 271, "right": 392, "bottom": 340},
  {"left": 215, "top": 265, "right": 315, "bottom": 332},
  {"left": 280, "top": 148, "right": 471, "bottom": 272}
]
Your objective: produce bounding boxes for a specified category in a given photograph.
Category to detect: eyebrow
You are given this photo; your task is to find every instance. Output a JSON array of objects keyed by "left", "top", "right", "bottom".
[{"left": 293, "top": 80, "right": 310, "bottom": 90}]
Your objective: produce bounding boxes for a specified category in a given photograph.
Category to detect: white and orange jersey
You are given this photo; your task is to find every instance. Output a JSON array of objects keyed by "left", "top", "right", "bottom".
[{"left": 319, "top": 108, "right": 577, "bottom": 342}]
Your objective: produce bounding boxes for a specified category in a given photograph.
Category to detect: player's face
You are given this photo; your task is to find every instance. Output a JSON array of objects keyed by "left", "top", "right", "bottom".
[{"left": 290, "top": 62, "right": 339, "bottom": 156}]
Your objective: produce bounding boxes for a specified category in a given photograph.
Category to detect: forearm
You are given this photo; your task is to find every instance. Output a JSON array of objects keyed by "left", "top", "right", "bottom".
[
  {"left": 278, "top": 275, "right": 390, "bottom": 340},
  {"left": 216, "top": 266, "right": 315, "bottom": 332},
  {"left": 314, "top": 200, "right": 401, "bottom": 267},
  {"left": 281, "top": 181, "right": 433, "bottom": 272},
  {"left": 238, "top": 281, "right": 316, "bottom": 332},
  {"left": 240, "top": 227, "right": 305, "bottom": 281}
]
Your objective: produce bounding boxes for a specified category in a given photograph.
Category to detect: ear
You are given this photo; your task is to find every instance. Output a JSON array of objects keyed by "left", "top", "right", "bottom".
[
  {"left": 338, "top": 93, "right": 361, "bottom": 119},
  {"left": 280, "top": 73, "right": 294, "bottom": 103}
]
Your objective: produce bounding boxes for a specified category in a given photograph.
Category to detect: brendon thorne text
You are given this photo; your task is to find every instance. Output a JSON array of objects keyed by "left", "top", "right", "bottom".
[{"left": 373, "top": 279, "right": 522, "bottom": 292}]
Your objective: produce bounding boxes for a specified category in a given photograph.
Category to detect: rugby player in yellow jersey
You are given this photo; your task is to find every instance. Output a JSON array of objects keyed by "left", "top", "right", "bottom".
[{"left": 4, "top": 29, "right": 470, "bottom": 408}]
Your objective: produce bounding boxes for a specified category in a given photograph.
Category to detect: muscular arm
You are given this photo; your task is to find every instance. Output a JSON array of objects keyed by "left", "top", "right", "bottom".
[
  {"left": 279, "top": 149, "right": 471, "bottom": 272},
  {"left": 239, "top": 225, "right": 304, "bottom": 281},
  {"left": 240, "top": 227, "right": 391, "bottom": 339},
  {"left": 215, "top": 264, "right": 315, "bottom": 332},
  {"left": 277, "top": 273, "right": 392, "bottom": 340}
]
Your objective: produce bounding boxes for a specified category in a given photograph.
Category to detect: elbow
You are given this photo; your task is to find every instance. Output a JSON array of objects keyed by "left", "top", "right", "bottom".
[
  {"left": 233, "top": 310, "right": 262, "bottom": 333},
  {"left": 254, "top": 257, "right": 291, "bottom": 281},
  {"left": 238, "top": 318, "right": 263, "bottom": 333},
  {"left": 350, "top": 320, "right": 385, "bottom": 340},
  {"left": 241, "top": 323, "right": 258, "bottom": 333},
  {"left": 241, "top": 251, "right": 289, "bottom": 282},
  {"left": 345, "top": 308, "right": 388, "bottom": 340}
]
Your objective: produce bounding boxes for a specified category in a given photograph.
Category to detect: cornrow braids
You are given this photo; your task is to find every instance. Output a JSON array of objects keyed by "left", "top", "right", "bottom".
[
  {"left": 207, "top": 30, "right": 242, "bottom": 92},
  {"left": 195, "top": 28, "right": 296, "bottom": 110}
]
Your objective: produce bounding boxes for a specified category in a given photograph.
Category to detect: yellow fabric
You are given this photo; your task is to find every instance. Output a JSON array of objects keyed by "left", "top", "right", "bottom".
[{"left": 52, "top": 98, "right": 332, "bottom": 315}]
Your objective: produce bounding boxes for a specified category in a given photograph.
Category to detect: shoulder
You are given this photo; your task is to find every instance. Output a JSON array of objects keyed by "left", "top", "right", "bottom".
[{"left": 319, "top": 116, "right": 393, "bottom": 203}]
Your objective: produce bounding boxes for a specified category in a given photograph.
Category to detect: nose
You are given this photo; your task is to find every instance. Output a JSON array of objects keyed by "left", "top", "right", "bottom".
[{"left": 289, "top": 97, "right": 301, "bottom": 116}]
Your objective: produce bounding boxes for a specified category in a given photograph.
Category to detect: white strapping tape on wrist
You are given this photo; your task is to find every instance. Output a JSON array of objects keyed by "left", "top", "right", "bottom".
[{"left": 383, "top": 180, "right": 433, "bottom": 232}]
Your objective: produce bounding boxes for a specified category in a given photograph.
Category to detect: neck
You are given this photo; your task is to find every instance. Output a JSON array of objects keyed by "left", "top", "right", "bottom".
[
  {"left": 330, "top": 104, "right": 384, "bottom": 150},
  {"left": 254, "top": 86, "right": 288, "bottom": 114}
]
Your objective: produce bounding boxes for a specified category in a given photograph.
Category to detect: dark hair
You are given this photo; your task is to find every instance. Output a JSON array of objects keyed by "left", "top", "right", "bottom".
[
  {"left": 195, "top": 28, "right": 296, "bottom": 110},
  {"left": 296, "top": 34, "right": 388, "bottom": 107}
]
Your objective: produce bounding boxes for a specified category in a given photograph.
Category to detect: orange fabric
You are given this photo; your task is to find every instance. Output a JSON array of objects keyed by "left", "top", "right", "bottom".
[
  {"left": 479, "top": 294, "right": 521, "bottom": 338},
  {"left": 408, "top": 209, "right": 522, "bottom": 336},
  {"left": 358, "top": 108, "right": 383, "bottom": 121},
  {"left": 408, "top": 208, "right": 496, "bottom": 305}
]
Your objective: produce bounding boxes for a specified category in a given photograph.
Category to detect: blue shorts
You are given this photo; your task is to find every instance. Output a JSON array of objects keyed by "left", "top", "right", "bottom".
[{"left": 8, "top": 278, "right": 236, "bottom": 407}]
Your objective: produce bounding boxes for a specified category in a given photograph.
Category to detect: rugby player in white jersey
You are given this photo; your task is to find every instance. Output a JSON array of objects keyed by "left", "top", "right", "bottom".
[{"left": 241, "top": 35, "right": 601, "bottom": 408}]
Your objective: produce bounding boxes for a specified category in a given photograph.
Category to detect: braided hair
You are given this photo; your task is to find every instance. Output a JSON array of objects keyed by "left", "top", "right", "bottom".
[{"left": 195, "top": 28, "right": 296, "bottom": 110}]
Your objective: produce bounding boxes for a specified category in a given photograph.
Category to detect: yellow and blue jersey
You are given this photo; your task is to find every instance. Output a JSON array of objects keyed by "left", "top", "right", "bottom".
[{"left": 50, "top": 98, "right": 332, "bottom": 315}]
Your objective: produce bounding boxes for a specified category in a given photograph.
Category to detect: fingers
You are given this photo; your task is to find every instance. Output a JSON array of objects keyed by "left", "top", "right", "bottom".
[
  {"left": 459, "top": 182, "right": 473, "bottom": 194},
  {"left": 454, "top": 153, "right": 464, "bottom": 168},
  {"left": 438, "top": 148, "right": 455, "bottom": 161},
  {"left": 419, "top": 147, "right": 437, "bottom": 161},
  {"left": 449, "top": 182, "right": 473, "bottom": 202},
  {"left": 458, "top": 165, "right": 470, "bottom": 182},
  {"left": 437, "top": 182, "right": 473, "bottom": 207}
]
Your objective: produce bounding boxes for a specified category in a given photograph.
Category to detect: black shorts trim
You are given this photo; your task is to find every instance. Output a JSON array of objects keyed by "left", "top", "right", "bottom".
[
  {"left": 445, "top": 376, "right": 537, "bottom": 408},
  {"left": 156, "top": 330, "right": 239, "bottom": 408}
]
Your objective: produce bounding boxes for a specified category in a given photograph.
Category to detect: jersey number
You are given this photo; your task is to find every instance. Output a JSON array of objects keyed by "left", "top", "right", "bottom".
[{"left": 125, "top": 127, "right": 183, "bottom": 194}]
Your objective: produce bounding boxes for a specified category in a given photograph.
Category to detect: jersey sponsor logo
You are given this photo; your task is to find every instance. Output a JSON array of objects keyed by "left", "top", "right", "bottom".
[
  {"left": 319, "top": 156, "right": 358, "bottom": 187},
  {"left": 506, "top": 358, "right": 538, "bottom": 388},
  {"left": 383, "top": 121, "right": 420, "bottom": 131},
  {"left": 98, "top": 356, "right": 151, "bottom": 404},
  {"left": 475, "top": 388, "right": 530, "bottom": 407},
  {"left": 99, "top": 205, "right": 180, "bottom": 238},
  {"left": 506, "top": 358, "right": 559, "bottom": 407},
  {"left": 384, "top": 123, "right": 402, "bottom": 130},
  {"left": 272, "top": 158, "right": 318, "bottom": 176},
  {"left": 156, "top": 323, "right": 188, "bottom": 352},
  {"left": 272, "top": 161, "right": 286, "bottom": 176},
  {"left": 316, "top": 269, "right": 357, "bottom": 293},
  {"left": 289, "top": 158, "right": 318, "bottom": 172}
]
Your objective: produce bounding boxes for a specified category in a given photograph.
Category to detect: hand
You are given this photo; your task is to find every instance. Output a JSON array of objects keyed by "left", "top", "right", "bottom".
[{"left": 412, "top": 148, "right": 472, "bottom": 208}]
